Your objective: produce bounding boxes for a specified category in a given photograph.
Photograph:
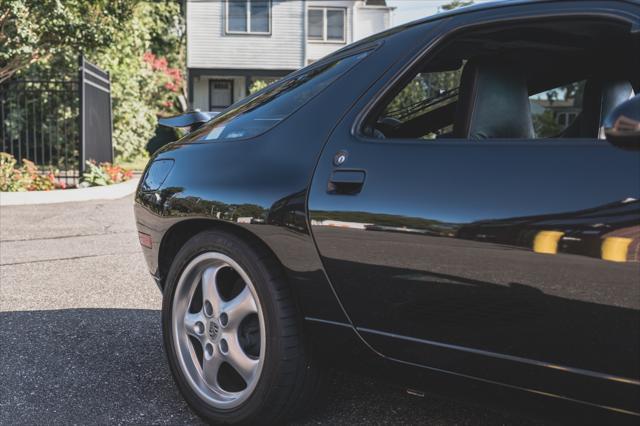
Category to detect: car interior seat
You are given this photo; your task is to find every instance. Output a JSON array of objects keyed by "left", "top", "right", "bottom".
[
  {"left": 559, "top": 79, "right": 635, "bottom": 138},
  {"left": 453, "top": 56, "right": 535, "bottom": 139}
]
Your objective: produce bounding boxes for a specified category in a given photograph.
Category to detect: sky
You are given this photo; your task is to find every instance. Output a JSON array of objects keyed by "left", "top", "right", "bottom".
[{"left": 387, "top": 0, "right": 497, "bottom": 26}]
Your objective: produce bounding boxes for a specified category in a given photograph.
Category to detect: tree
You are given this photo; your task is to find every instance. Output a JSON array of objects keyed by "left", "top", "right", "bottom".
[
  {"left": 382, "top": 0, "right": 472, "bottom": 125},
  {"left": 249, "top": 79, "right": 269, "bottom": 94},
  {"left": 0, "top": 0, "right": 133, "bottom": 83},
  {"left": 440, "top": 0, "right": 474, "bottom": 11},
  {"left": 1, "top": 0, "right": 186, "bottom": 161},
  {"left": 532, "top": 109, "right": 563, "bottom": 138},
  {"left": 91, "top": 1, "right": 186, "bottom": 159}
]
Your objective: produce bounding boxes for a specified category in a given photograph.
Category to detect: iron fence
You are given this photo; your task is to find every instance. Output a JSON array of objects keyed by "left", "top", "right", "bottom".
[
  {"left": 0, "top": 79, "right": 80, "bottom": 185},
  {"left": 0, "top": 56, "right": 113, "bottom": 186}
]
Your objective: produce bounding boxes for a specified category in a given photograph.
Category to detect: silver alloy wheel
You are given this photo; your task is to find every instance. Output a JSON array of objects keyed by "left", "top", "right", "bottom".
[{"left": 172, "top": 252, "right": 266, "bottom": 409}]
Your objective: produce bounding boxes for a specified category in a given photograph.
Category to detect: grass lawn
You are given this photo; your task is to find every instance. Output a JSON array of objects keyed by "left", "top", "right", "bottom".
[{"left": 116, "top": 156, "right": 150, "bottom": 172}]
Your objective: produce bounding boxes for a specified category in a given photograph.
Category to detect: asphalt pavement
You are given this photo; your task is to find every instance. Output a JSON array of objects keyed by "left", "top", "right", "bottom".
[{"left": 0, "top": 195, "right": 544, "bottom": 425}]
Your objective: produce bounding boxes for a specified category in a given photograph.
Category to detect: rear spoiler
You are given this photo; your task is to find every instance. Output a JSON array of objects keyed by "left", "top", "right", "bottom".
[{"left": 158, "top": 111, "right": 219, "bottom": 132}]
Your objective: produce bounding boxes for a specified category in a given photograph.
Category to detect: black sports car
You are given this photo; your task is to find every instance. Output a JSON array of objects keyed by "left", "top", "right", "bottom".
[{"left": 134, "top": 1, "right": 640, "bottom": 424}]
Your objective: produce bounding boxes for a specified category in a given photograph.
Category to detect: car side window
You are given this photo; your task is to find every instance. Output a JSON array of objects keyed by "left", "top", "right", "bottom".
[
  {"left": 378, "top": 67, "right": 463, "bottom": 139},
  {"left": 364, "top": 18, "right": 637, "bottom": 141}
]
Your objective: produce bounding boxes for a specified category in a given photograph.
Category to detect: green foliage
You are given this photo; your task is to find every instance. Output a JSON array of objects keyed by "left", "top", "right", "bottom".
[
  {"left": 249, "top": 80, "right": 269, "bottom": 94},
  {"left": 80, "top": 161, "right": 111, "bottom": 186},
  {"left": 386, "top": 79, "right": 427, "bottom": 117},
  {"left": 380, "top": 0, "right": 471, "bottom": 129},
  {"left": 2, "top": 0, "right": 186, "bottom": 162},
  {"left": 0, "top": 0, "right": 134, "bottom": 83},
  {"left": 0, "top": 152, "right": 25, "bottom": 191},
  {"left": 532, "top": 110, "right": 563, "bottom": 138},
  {"left": 80, "top": 161, "right": 133, "bottom": 187},
  {"left": 116, "top": 156, "right": 150, "bottom": 173},
  {"left": 0, "top": 152, "right": 65, "bottom": 191},
  {"left": 532, "top": 81, "right": 584, "bottom": 137},
  {"left": 385, "top": 70, "right": 462, "bottom": 122},
  {"left": 234, "top": 204, "right": 266, "bottom": 219},
  {"left": 541, "top": 81, "right": 584, "bottom": 105},
  {"left": 441, "top": 0, "right": 474, "bottom": 11},
  {"left": 88, "top": 1, "right": 186, "bottom": 161}
]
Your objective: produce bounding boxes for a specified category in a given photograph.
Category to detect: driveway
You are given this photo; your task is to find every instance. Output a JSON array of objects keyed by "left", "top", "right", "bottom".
[{"left": 0, "top": 196, "right": 543, "bottom": 425}]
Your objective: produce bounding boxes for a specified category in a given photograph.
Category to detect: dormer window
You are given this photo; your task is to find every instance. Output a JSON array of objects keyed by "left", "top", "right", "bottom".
[
  {"left": 227, "top": 0, "right": 271, "bottom": 34},
  {"left": 307, "top": 7, "right": 346, "bottom": 43}
]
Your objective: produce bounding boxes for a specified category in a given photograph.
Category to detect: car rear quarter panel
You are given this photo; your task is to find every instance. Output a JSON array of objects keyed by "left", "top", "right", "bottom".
[{"left": 133, "top": 31, "right": 423, "bottom": 325}]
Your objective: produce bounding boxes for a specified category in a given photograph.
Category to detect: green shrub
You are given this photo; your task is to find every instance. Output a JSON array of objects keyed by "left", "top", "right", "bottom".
[
  {"left": 80, "top": 160, "right": 133, "bottom": 187},
  {"left": 4, "top": 1, "right": 186, "bottom": 163}
]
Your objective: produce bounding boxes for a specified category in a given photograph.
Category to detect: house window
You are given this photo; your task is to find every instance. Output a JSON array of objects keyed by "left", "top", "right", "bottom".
[
  {"left": 227, "top": 0, "right": 271, "bottom": 34},
  {"left": 209, "top": 80, "right": 234, "bottom": 109},
  {"left": 307, "top": 7, "right": 346, "bottom": 42}
]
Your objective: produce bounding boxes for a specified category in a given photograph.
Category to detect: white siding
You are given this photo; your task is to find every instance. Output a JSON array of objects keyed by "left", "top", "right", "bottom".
[
  {"left": 305, "top": 0, "right": 354, "bottom": 63},
  {"left": 187, "top": 0, "right": 393, "bottom": 109},
  {"left": 354, "top": 7, "right": 392, "bottom": 41},
  {"left": 187, "top": 0, "right": 305, "bottom": 70}
]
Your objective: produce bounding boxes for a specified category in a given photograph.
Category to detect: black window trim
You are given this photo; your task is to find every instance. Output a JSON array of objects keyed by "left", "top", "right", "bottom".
[
  {"left": 353, "top": 8, "right": 639, "bottom": 144},
  {"left": 225, "top": 0, "right": 272, "bottom": 36}
]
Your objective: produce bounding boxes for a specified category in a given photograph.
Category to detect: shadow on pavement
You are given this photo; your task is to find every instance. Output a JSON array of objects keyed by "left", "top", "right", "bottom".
[
  {"left": 0, "top": 309, "right": 542, "bottom": 425},
  {"left": 0, "top": 309, "right": 202, "bottom": 425}
]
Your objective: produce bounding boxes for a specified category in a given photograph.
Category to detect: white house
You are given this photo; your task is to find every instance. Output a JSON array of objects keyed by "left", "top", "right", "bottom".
[{"left": 186, "top": 0, "right": 395, "bottom": 111}]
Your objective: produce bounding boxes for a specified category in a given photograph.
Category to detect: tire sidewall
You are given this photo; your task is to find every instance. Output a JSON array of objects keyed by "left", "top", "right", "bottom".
[{"left": 162, "top": 230, "right": 290, "bottom": 425}]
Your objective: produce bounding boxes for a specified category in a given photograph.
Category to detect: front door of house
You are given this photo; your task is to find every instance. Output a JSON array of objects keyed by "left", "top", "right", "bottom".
[{"left": 210, "top": 80, "right": 233, "bottom": 110}]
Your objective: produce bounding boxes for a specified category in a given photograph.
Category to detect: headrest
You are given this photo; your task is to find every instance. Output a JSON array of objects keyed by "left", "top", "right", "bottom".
[
  {"left": 580, "top": 79, "right": 634, "bottom": 138},
  {"left": 454, "top": 57, "right": 534, "bottom": 139}
]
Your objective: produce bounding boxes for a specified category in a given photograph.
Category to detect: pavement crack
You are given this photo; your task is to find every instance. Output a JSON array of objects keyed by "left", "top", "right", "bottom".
[
  {"left": 0, "top": 251, "right": 141, "bottom": 267},
  {"left": 0, "top": 230, "right": 135, "bottom": 243}
]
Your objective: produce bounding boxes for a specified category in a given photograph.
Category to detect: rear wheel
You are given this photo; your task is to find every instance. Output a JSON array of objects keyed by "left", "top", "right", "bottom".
[{"left": 162, "top": 229, "right": 323, "bottom": 425}]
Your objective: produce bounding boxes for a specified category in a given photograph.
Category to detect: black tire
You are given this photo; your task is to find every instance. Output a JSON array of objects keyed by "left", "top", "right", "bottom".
[{"left": 162, "top": 229, "right": 324, "bottom": 425}]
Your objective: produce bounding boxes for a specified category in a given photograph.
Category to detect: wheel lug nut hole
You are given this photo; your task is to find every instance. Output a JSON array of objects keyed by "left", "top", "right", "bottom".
[
  {"left": 220, "top": 312, "right": 228, "bottom": 327},
  {"left": 195, "top": 321, "right": 204, "bottom": 334},
  {"left": 205, "top": 343, "right": 214, "bottom": 357},
  {"left": 204, "top": 301, "right": 213, "bottom": 317},
  {"left": 220, "top": 338, "right": 228, "bottom": 354}
]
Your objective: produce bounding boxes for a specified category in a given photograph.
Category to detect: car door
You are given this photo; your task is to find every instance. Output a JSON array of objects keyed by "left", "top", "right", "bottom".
[{"left": 307, "top": 3, "right": 640, "bottom": 416}]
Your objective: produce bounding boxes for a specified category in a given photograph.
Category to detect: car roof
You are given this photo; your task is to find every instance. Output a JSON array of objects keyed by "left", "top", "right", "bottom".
[
  {"left": 413, "top": 0, "right": 536, "bottom": 21},
  {"left": 396, "top": 0, "right": 635, "bottom": 29},
  {"left": 337, "top": 0, "right": 540, "bottom": 54},
  {"left": 337, "top": 0, "right": 636, "bottom": 57},
  {"left": 407, "top": 0, "right": 637, "bottom": 24}
]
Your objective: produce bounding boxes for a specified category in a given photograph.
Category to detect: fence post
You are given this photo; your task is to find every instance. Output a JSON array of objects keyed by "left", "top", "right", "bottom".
[
  {"left": 78, "top": 55, "right": 113, "bottom": 174},
  {"left": 78, "top": 55, "right": 85, "bottom": 174}
]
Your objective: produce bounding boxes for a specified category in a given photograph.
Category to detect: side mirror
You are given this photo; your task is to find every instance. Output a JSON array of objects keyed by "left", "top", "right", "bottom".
[{"left": 604, "top": 94, "right": 640, "bottom": 147}]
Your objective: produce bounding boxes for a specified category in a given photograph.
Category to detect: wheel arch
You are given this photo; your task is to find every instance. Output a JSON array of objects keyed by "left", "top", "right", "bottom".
[{"left": 158, "top": 218, "right": 287, "bottom": 292}]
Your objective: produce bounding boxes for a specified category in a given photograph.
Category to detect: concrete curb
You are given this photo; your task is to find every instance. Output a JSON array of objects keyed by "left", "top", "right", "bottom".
[{"left": 0, "top": 178, "right": 139, "bottom": 206}]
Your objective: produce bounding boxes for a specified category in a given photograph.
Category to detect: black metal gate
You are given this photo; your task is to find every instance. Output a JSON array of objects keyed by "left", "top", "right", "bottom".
[
  {"left": 79, "top": 57, "right": 113, "bottom": 172},
  {"left": 0, "top": 56, "right": 113, "bottom": 185},
  {"left": 0, "top": 79, "right": 80, "bottom": 184}
]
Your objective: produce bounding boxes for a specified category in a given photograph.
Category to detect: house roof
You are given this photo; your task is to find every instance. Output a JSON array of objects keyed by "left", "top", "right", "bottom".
[{"left": 366, "top": 0, "right": 388, "bottom": 5}]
